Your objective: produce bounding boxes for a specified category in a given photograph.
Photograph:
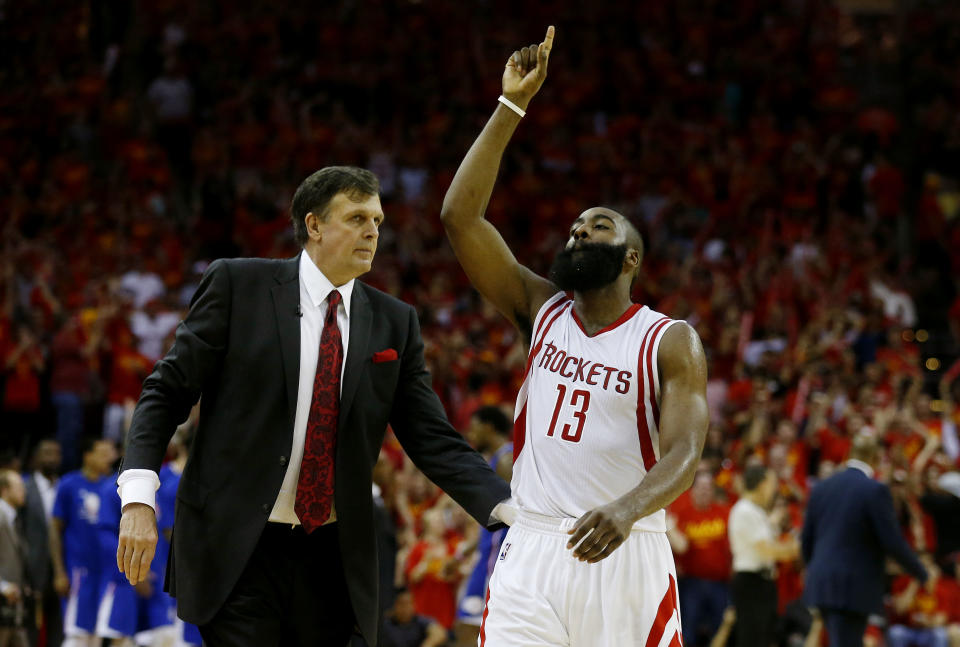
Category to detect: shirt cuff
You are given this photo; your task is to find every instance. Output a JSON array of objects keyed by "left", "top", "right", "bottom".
[
  {"left": 118, "top": 469, "right": 161, "bottom": 512},
  {"left": 489, "top": 498, "right": 516, "bottom": 526}
]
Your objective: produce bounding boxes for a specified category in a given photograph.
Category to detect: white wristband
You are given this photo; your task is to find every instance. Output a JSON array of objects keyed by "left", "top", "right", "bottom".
[{"left": 498, "top": 95, "right": 526, "bottom": 118}]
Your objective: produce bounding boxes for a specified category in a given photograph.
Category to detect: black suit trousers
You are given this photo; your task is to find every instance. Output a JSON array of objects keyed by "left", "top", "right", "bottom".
[
  {"left": 731, "top": 571, "right": 778, "bottom": 647},
  {"left": 820, "top": 607, "right": 867, "bottom": 647},
  {"left": 199, "top": 522, "right": 355, "bottom": 647}
]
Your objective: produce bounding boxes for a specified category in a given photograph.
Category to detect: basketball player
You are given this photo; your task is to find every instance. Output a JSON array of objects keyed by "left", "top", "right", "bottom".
[
  {"left": 455, "top": 407, "right": 514, "bottom": 646},
  {"left": 440, "top": 26, "right": 709, "bottom": 646},
  {"left": 50, "top": 438, "right": 116, "bottom": 647},
  {"left": 94, "top": 475, "right": 174, "bottom": 646}
]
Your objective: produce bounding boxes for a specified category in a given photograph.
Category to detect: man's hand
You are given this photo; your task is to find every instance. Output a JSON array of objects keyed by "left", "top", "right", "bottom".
[
  {"left": 0, "top": 582, "right": 21, "bottom": 604},
  {"left": 566, "top": 500, "right": 634, "bottom": 563},
  {"left": 502, "top": 25, "right": 555, "bottom": 110},
  {"left": 52, "top": 571, "right": 69, "bottom": 597},
  {"left": 117, "top": 502, "right": 158, "bottom": 585}
]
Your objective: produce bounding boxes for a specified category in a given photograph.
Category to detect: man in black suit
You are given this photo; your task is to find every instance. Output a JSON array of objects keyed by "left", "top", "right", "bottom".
[
  {"left": 116, "top": 166, "right": 511, "bottom": 647},
  {"left": 802, "top": 432, "right": 928, "bottom": 647},
  {"left": 22, "top": 440, "right": 63, "bottom": 647}
]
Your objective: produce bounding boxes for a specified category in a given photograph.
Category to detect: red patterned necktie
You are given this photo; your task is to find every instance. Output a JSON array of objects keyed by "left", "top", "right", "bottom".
[{"left": 295, "top": 289, "right": 343, "bottom": 532}]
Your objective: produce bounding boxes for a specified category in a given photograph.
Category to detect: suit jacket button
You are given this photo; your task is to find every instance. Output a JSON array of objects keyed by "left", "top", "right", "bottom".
[
  {"left": 279, "top": 455, "right": 287, "bottom": 466},
  {"left": 262, "top": 504, "right": 270, "bottom": 513}
]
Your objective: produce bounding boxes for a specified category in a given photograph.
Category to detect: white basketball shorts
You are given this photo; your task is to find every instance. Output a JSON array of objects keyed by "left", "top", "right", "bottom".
[{"left": 479, "top": 510, "right": 683, "bottom": 647}]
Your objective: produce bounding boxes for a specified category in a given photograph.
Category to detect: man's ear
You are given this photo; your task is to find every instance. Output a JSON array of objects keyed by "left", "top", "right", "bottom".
[
  {"left": 625, "top": 248, "right": 641, "bottom": 270},
  {"left": 305, "top": 212, "right": 323, "bottom": 241}
]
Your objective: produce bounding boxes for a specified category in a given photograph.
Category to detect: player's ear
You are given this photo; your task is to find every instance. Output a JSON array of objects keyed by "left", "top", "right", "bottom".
[{"left": 625, "top": 248, "right": 641, "bottom": 270}]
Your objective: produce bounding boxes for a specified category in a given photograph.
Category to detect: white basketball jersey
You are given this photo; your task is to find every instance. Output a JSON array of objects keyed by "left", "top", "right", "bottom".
[{"left": 511, "top": 292, "right": 680, "bottom": 531}]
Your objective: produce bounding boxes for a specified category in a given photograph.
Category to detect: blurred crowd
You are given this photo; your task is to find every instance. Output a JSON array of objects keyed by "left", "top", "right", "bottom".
[{"left": 3, "top": 0, "right": 960, "bottom": 645}]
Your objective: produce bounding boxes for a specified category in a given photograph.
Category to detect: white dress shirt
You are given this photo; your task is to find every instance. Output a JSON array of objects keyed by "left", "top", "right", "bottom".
[
  {"left": 119, "top": 253, "right": 354, "bottom": 529},
  {"left": 846, "top": 459, "right": 875, "bottom": 478},
  {"left": 33, "top": 471, "right": 57, "bottom": 522},
  {"left": 728, "top": 497, "right": 775, "bottom": 573},
  {"left": 269, "top": 253, "right": 353, "bottom": 525}
]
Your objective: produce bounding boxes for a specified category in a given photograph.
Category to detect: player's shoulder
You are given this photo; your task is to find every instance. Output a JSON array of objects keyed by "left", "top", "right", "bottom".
[
  {"left": 656, "top": 320, "right": 704, "bottom": 362},
  {"left": 58, "top": 470, "right": 83, "bottom": 488},
  {"left": 629, "top": 306, "right": 691, "bottom": 340},
  {"left": 660, "top": 319, "right": 698, "bottom": 341}
]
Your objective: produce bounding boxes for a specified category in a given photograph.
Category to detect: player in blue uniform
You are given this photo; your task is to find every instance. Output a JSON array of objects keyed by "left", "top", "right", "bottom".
[
  {"left": 51, "top": 438, "right": 116, "bottom": 647},
  {"left": 454, "top": 406, "right": 514, "bottom": 646},
  {"left": 157, "top": 428, "right": 201, "bottom": 646},
  {"left": 95, "top": 471, "right": 178, "bottom": 644},
  {"left": 95, "top": 429, "right": 194, "bottom": 646}
]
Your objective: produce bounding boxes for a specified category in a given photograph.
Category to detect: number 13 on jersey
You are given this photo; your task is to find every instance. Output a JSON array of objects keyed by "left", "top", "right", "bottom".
[{"left": 547, "top": 384, "right": 591, "bottom": 443}]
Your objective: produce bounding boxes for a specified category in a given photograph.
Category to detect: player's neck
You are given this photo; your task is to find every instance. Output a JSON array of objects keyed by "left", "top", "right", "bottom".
[
  {"left": 81, "top": 466, "right": 100, "bottom": 481},
  {"left": 572, "top": 285, "right": 634, "bottom": 336}
]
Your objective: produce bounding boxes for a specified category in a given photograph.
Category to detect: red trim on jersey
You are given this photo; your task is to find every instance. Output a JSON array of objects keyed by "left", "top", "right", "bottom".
[
  {"left": 668, "top": 631, "right": 684, "bottom": 647},
  {"left": 636, "top": 317, "right": 669, "bottom": 471},
  {"left": 532, "top": 295, "right": 567, "bottom": 349},
  {"left": 646, "top": 319, "right": 673, "bottom": 429},
  {"left": 512, "top": 402, "right": 528, "bottom": 462},
  {"left": 571, "top": 303, "right": 643, "bottom": 337},
  {"left": 523, "top": 301, "right": 572, "bottom": 380},
  {"left": 479, "top": 587, "right": 491, "bottom": 646},
  {"left": 645, "top": 574, "right": 680, "bottom": 647},
  {"left": 516, "top": 300, "right": 571, "bottom": 462}
]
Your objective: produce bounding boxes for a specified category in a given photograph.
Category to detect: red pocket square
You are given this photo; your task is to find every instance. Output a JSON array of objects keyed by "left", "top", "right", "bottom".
[{"left": 372, "top": 348, "right": 398, "bottom": 363}]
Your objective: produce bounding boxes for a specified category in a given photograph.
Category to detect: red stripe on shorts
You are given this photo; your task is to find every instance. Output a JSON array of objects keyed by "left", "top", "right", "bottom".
[
  {"left": 645, "top": 573, "right": 679, "bottom": 647},
  {"left": 479, "top": 587, "right": 492, "bottom": 646}
]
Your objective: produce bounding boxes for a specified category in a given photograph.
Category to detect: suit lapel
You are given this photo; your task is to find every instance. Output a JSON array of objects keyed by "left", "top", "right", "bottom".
[
  {"left": 339, "top": 283, "right": 371, "bottom": 429},
  {"left": 271, "top": 255, "right": 301, "bottom": 434}
]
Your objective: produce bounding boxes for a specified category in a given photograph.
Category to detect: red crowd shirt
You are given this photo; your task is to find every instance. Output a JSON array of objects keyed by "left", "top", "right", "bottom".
[
  {"left": 889, "top": 576, "right": 960, "bottom": 627},
  {"left": 106, "top": 347, "right": 154, "bottom": 404},
  {"left": 816, "top": 426, "right": 851, "bottom": 464},
  {"left": 671, "top": 498, "right": 733, "bottom": 581},
  {"left": 2, "top": 344, "right": 43, "bottom": 411},
  {"left": 404, "top": 538, "right": 461, "bottom": 629},
  {"left": 885, "top": 428, "right": 926, "bottom": 464}
]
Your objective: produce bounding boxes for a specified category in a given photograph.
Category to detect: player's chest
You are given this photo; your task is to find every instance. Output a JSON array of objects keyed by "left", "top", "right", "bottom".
[
  {"left": 527, "top": 332, "right": 650, "bottom": 445},
  {"left": 530, "top": 325, "right": 646, "bottom": 398}
]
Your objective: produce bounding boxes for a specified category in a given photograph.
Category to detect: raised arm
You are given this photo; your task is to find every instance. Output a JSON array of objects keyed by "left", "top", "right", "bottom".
[
  {"left": 440, "top": 26, "right": 558, "bottom": 337},
  {"left": 566, "top": 322, "right": 709, "bottom": 562}
]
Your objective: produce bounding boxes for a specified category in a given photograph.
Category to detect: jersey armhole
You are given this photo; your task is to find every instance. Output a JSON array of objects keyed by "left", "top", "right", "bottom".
[
  {"left": 652, "top": 319, "right": 682, "bottom": 402},
  {"left": 530, "top": 292, "right": 568, "bottom": 349}
]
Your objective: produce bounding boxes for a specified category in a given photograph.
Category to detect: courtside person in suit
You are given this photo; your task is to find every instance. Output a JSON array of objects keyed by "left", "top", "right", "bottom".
[
  {"left": 116, "top": 167, "right": 511, "bottom": 647},
  {"left": 802, "top": 432, "right": 928, "bottom": 647},
  {"left": 0, "top": 470, "right": 28, "bottom": 647}
]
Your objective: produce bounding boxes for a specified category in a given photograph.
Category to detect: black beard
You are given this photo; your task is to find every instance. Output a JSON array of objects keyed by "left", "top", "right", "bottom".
[{"left": 548, "top": 242, "right": 628, "bottom": 292}]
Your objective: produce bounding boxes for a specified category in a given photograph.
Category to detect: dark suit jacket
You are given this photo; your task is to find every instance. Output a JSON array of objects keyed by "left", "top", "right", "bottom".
[
  {"left": 21, "top": 475, "right": 50, "bottom": 592},
  {"left": 123, "top": 255, "right": 511, "bottom": 646},
  {"left": 802, "top": 466, "right": 927, "bottom": 615}
]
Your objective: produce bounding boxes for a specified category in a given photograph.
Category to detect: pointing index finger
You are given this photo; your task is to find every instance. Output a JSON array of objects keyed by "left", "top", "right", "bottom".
[{"left": 542, "top": 25, "right": 555, "bottom": 54}]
